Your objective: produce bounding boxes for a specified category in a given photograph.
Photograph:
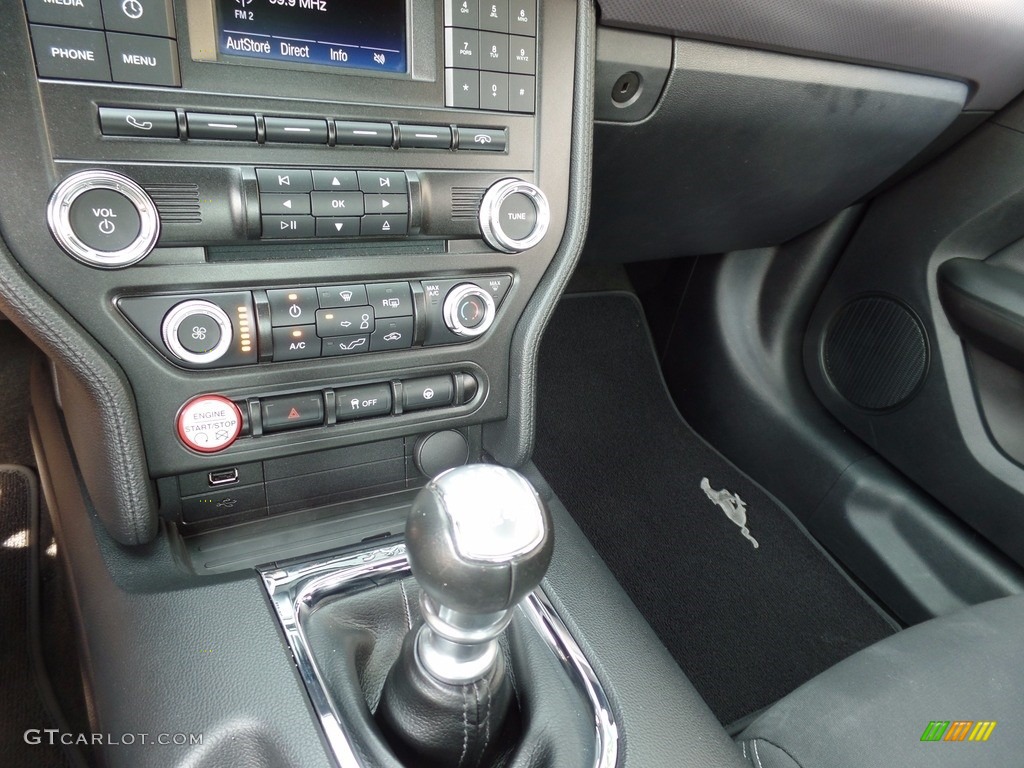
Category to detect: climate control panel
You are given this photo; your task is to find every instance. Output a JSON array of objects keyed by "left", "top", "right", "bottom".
[{"left": 118, "top": 274, "right": 512, "bottom": 369}]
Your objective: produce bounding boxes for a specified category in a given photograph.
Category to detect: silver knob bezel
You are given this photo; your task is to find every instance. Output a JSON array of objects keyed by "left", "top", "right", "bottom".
[
  {"left": 161, "top": 300, "right": 234, "bottom": 365},
  {"left": 478, "top": 178, "right": 550, "bottom": 253},
  {"left": 46, "top": 170, "right": 160, "bottom": 269},
  {"left": 443, "top": 284, "right": 497, "bottom": 337}
]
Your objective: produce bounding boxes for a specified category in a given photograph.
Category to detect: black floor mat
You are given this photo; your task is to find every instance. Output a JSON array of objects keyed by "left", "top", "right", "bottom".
[
  {"left": 0, "top": 466, "right": 69, "bottom": 767},
  {"left": 533, "top": 293, "right": 896, "bottom": 725}
]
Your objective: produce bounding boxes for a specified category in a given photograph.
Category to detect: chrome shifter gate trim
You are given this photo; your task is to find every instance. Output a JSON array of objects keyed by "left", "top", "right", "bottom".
[{"left": 259, "top": 543, "right": 619, "bottom": 768}]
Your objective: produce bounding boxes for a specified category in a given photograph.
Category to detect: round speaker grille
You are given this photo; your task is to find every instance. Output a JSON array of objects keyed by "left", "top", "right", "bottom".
[{"left": 823, "top": 296, "right": 928, "bottom": 411}]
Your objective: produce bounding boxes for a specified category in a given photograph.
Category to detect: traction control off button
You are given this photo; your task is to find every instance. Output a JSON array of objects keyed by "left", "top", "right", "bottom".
[{"left": 177, "top": 395, "right": 243, "bottom": 454}]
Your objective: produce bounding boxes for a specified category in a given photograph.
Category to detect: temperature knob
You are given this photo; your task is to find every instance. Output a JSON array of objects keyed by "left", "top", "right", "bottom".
[
  {"left": 443, "top": 284, "right": 496, "bottom": 337},
  {"left": 478, "top": 179, "right": 550, "bottom": 253},
  {"left": 161, "top": 300, "right": 234, "bottom": 365}
]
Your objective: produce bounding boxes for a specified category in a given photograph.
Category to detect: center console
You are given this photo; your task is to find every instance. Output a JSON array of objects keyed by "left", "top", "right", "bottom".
[{"left": 0, "top": 0, "right": 583, "bottom": 548}]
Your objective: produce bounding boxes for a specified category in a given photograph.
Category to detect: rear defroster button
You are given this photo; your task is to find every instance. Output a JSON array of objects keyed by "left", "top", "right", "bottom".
[{"left": 177, "top": 395, "right": 243, "bottom": 453}]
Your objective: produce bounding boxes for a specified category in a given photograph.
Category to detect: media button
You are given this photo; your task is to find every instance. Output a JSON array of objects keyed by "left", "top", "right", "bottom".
[
  {"left": 357, "top": 171, "right": 408, "bottom": 193},
  {"left": 99, "top": 107, "right": 178, "bottom": 138},
  {"left": 256, "top": 168, "right": 313, "bottom": 193},
  {"left": 25, "top": 0, "right": 102, "bottom": 29},
  {"left": 312, "top": 170, "right": 358, "bottom": 190},
  {"left": 261, "top": 215, "right": 315, "bottom": 238},
  {"left": 335, "top": 120, "right": 393, "bottom": 147}
]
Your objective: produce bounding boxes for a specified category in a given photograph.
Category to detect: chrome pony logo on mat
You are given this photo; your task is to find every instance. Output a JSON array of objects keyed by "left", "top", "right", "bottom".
[{"left": 920, "top": 721, "right": 997, "bottom": 742}]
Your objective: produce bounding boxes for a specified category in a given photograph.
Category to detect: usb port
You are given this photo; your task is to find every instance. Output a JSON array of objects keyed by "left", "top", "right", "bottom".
[{"left": 208, "top": 468, "right": 240, "bottom": 488}]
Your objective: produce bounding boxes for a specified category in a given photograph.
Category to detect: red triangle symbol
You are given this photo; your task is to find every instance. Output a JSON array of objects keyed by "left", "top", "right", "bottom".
[{"left": 287, "top": 407, "right": 301, "bottom": 420}]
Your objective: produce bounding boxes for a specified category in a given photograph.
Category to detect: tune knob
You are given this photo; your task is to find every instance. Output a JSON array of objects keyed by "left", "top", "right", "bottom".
[
  {"left": 161, "top": 300, "right": 234, "bottom": 365},
  {"left": 478, "top": 178, "right": 550, "bottom": 253},
  {"left": 443, "top": 284, "right": 496, "bottom": 337},
  {"left": 47, "top": 170, "right": 160, "bottom": 268}
]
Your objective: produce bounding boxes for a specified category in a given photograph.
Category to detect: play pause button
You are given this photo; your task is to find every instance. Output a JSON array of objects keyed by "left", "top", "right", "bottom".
[
  {"left": 316, "top": 217, "right": 360, "bottom": 237},
  {"left": 262, "top": 215, "right": 315, "bottom": 238}
]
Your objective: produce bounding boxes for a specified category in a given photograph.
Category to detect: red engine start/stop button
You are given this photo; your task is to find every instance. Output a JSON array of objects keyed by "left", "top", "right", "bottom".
[{"left": 176, "top": 395, "right": 243, "bottom": 453}]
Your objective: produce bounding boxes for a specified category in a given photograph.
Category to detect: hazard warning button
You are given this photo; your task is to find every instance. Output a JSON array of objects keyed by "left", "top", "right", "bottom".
[
  {"left": 177, "top": 395, "right": 243, "bottom": 453},
  {"left": 261, "top": 392, "right": 325, "bottom": 433}
]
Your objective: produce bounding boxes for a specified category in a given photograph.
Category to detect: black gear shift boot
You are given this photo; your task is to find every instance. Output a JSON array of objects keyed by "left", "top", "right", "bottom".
[{"left": 303, "top": 577, "right": 596, "bottom": 768}]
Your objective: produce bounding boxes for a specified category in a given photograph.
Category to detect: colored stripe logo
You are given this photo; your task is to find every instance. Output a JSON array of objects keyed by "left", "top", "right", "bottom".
[{"left": 921, "top": 721, "right": 997, "bottom": 743}]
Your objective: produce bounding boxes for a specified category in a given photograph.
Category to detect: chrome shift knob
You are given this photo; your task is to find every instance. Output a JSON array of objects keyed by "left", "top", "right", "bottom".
[{"left": 406, "top": 464, "right": 553, "bottom": 683}]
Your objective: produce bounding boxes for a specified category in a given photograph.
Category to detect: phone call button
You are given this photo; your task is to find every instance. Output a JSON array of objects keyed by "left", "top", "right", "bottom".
[{"left": 98, "top": 107, "right": 179, "bottom": 138}]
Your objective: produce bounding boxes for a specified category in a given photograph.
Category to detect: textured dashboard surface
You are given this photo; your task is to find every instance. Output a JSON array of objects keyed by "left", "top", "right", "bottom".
[{"left": 597, "top": 0, "right": 1024, "bottom": 110}]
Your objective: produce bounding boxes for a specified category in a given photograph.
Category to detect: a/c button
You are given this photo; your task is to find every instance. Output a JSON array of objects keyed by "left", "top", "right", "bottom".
[{"left": 272, "top": 326, "right": 321, "bottom": 361}]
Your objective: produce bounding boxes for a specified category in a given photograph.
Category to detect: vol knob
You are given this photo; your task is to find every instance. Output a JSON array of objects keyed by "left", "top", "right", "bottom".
[{"left": 478, "top": 178, "right": 550, "bottom": 253}]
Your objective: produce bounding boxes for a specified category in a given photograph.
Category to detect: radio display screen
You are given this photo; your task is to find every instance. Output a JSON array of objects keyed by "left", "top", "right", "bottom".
[{"left": 215, "top": 0, "right": 408, "bottom": 74}]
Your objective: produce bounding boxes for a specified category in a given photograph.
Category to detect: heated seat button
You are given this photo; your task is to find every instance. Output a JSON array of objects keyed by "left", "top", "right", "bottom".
[
  {"left": 336, "top": 384, "right": 392, "bottom": 421},
  {"left": 68, "top": 188, "right": 141, "bottom": 252},
  {"left": 403, "top": 375, "right": 455, "bottom": 411},
  {"left": 267, "top": 288, "right": 318, "bottom": 326},
  {"left": 271, "top": 326, "right": 320, "bottom": 361},
  {"left": 261, "top": 393, "right": 324, "bottom": 433},
  {"left": 367, "top": 282, "right": 412, "bottom": 318}
]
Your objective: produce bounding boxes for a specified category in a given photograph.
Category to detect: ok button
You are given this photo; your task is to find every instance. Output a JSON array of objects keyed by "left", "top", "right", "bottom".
[{"left": 68, "top": 188, "right": 141, "bottom": 252}]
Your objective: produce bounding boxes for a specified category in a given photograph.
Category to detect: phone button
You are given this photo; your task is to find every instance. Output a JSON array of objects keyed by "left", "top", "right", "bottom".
[
  {"left": 99, "top": 107, "right": 179, "bottom": 138},
  {"left": 456, "top": 126, "right": 507, "bottom": 152}
]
